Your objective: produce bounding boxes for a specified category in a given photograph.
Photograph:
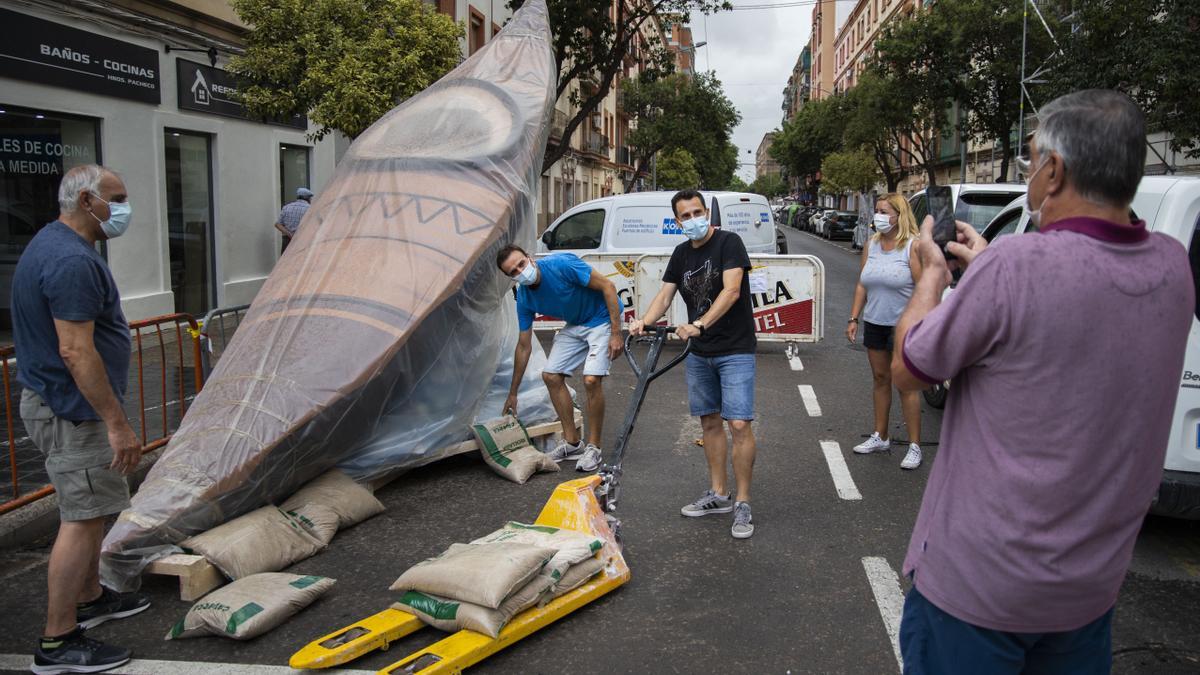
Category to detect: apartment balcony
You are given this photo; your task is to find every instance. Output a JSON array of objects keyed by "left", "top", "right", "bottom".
[
  {"left": 549, "top": 109, "right": 567, "bottom": 141},
  {"left": 617, "top": 146, "right": 633, "bottom": 167},
  {"left": 585, "top": 133, "right": 609, "bottom": 158}
]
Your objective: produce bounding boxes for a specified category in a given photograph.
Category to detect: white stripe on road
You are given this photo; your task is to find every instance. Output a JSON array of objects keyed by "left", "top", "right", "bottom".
[
  {"left": 0, "top": 654, "right": 374, "bottom": 674},
  {"left": 797, "top": 385, "right": 822, "bottom": 416},
  {"left": 818, "top": 441, "right": 862, "bottom": 501},
  {"left": 861, "top": 556, "right": 906, "bottom": 672}
]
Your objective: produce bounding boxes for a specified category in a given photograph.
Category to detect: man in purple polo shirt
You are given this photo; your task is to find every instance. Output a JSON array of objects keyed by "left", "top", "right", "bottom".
[{"left": 891, "top": 89, "right": 1193, "bottom": 672}]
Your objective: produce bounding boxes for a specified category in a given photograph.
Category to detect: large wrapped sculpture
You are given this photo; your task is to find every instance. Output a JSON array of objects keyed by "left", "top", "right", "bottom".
[{"left": 102, "top": 0, "right": 557, "bottom": 590}]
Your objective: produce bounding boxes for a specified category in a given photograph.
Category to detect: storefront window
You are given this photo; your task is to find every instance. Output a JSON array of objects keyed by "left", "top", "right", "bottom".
[
  {"left": 0, "top": 106, "right": 101, "bottom": 334},
  {"left": 280, "top": 144, "right": 310, "bottom": 207},
  {"left": 164, "top": 130, "right": 214, "bottom": 318}
]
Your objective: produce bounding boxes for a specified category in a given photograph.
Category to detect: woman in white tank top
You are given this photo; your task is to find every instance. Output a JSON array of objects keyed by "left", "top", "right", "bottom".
[{"left": 846, "top": 193, "right": 925, "bottom": 470}]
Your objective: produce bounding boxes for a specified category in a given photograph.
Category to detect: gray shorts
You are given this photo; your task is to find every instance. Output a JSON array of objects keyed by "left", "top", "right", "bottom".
[{"left": 20, "top": 389, "right": 130, "bottom": 521}]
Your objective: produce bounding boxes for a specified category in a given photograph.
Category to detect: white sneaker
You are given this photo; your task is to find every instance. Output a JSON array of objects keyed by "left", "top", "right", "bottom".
[
  {"left": 547, "top": 439, "right": 585, "bottom": 462},
  {"left": 900, "top": 443, "right": 922, "bottom": 470},
  {"left": 853, "top": 432, "right": 891, "bottom": 454},
  {"left": 575, "top": 444, "right": 603, "bottom": 472}
]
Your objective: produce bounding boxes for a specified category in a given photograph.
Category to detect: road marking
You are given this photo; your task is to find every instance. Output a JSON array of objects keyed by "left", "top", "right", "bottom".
[
  {"left": 861, "top": 556, "right": 906, "bottom": 672},
  {"left": 788, "top": 355, "right": 804, "bottom": 371},
  {"left": 797, "top": 385, "right": 821, "bottom": 416},
  {"left": 0, "top": 654, "right": 374, "bottom": 674},
  {"left": 818, "top": 441, "right": 862, "bottom": 500},
  {"left": 0, "top": 553, "right": 48, "bottom": 584}
]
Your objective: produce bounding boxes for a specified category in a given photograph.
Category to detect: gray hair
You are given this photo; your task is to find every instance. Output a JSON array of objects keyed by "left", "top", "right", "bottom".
[
  {"left": 57, "top": 164, "right": 114, "bottom": 214},
  {"left": 1034, "top": 90, "right": 1145, "bottom": 208}
]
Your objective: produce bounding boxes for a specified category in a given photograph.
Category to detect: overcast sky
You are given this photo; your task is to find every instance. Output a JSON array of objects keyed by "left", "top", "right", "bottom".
[{"left": 688, "top": 1, "right": 855, "bottom": 183}]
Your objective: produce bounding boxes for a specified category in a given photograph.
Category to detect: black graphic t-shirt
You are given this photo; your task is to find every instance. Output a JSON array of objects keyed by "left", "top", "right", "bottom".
[{"left": 662, "top": 229, "right": 756, "bottom": 356}]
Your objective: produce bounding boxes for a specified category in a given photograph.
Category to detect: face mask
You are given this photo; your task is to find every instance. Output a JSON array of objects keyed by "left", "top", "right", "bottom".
[
  {"left": 89, "top": 193, "right": 133, "bottom": 238},
  {"left": 513, "top": 262, "right": 538, "bottom": 286},
  {"left": 872, "top": 214, "right": 894, "bottom": 234},
  {"left": 1022, "top": 157, "right": 1050, "bottom": 229},
  {"left": 680, "top": 216, "right": 709, "bottom": 241}
]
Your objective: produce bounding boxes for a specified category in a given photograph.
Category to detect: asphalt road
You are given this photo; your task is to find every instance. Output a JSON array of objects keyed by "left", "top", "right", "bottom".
[{"left": 0, "top": 226, "right": 1197, "bottom": 674}]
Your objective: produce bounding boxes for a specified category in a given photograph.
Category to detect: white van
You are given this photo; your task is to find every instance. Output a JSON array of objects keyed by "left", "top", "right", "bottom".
[
  {"left": 964, "top": 176, "right": 1200, "bottom": 519},
  {"left": 537, "top": 191, "right": 782, "bottom": 256}
]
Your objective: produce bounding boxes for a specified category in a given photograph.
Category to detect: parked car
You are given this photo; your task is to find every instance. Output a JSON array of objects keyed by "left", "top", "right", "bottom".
[
  {"left": 539, "top": 190, "right": 779, "bottom": 256},
  {"left": 908, "top": 183, "right": 1029, "bottom": 233},
  {"left": 936, "top": 176, "right": 1200, "bottom": 519},
  {"left": 824, "top": 211, "right": 858, "bottom": 241},
  {"left": 810, "top": 209, "right": 835, "bottom": 234}
]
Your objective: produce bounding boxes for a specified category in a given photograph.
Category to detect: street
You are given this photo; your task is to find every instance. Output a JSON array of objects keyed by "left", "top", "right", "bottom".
[{"left": 0, "top": 227, "right": 1198, "bottom": 674}]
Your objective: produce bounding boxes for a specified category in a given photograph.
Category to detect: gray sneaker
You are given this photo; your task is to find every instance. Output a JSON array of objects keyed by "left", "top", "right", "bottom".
[
  {"left": 731, "top": 502, "right": 754, "bottom": 539},
  {"left": 547, "top": 439, "right": 585, "bottom": 463},
  {"left": 77, "top": 586, "right": 151, "bottom": 629},
  {"left": 575, "top": 444, "right": 602, "bottom": 472},
  {"left": 680, "top": 489, "right": 733, "bottom": 517}
]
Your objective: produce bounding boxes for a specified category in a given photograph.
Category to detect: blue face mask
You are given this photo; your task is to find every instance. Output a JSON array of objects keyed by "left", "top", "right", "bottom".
[
  {"left": 681, "top": 215, "right": 709, "bottom": 241},
  {"left": 514, "top": 262, "right": 539, "bottom": 286},
  {"left": 89, "top": 193, "right": 133, "bottom": 239}
]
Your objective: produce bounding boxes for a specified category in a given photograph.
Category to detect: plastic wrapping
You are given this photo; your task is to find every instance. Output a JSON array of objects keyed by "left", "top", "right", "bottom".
[{"left": 100, "top": 0, "right": 557, "bottom": 592}]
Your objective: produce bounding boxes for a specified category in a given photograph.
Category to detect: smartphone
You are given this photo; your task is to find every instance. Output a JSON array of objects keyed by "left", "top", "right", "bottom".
[{"left": 926, "top": 185, "right": 956, "bottom": 261}]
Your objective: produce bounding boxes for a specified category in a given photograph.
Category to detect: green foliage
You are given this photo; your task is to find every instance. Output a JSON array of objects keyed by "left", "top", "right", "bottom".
[
  {"left": 511, "top": 0, "right": 731, "bottom": 171},
  {"left": 770, "top": 96, "right": 848, "bottom": 180},
  {"left": 748, "top": 173, "right": 787, "bottom": 199},
  {"left": 622, "top": 72, "right": 741, "bottom": 190},
  {"left": 228, "top": 0, "right": 463, "bottom": 141},
  {"left": 820, "top": 149, "right": 881, "bottom": 194},
  {"left": 656, "top": 148, "right": 701, "bottom": 190},
  {"left": 1050, "top": 0, "right": 1200, "bottom": 158},
  {"left": 840, "top": 71, "right": 909, "bottom": 191},
  {"left": 727, "top": 175, "right": 750, "bottom": 192}
]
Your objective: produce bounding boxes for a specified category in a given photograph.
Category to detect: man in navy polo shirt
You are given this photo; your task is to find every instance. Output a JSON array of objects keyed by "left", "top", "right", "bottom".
[
  {"left": 14, "top": 164, "right": 151, "bottom": 673},
  {"left": 497, "top": 245, "right": 624, "bottom": 473}
]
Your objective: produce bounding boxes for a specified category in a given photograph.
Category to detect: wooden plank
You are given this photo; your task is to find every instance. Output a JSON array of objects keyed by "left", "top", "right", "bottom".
[{"left": 147, "top": 553, "right": 226, "bottom": 601}]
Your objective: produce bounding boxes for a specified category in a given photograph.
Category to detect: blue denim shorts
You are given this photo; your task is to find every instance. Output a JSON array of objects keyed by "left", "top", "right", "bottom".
[{"left": 685, "top": 352, "right": 756, "bottom": 421}]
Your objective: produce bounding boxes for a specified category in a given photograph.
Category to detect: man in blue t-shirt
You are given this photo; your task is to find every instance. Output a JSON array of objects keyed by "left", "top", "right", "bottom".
[
  {"left": 496, "top": 245, "right": 624, "bottom": 472},
  {"left": 13, "top": 165, "right": 150, "bottom": 672}
]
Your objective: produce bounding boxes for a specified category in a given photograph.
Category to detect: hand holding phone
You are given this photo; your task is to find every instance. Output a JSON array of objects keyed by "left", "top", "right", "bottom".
[{"left": 926, "top": 185, "right": 956, "bottom": 261}]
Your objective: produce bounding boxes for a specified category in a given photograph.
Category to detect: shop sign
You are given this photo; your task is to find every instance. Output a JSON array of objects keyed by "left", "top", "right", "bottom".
[
  {"left": 0, "top": 9, "right": 160, "bottom": 104},
  {"left": 176, "top": 60, "right": 306, "bottom": 130}
]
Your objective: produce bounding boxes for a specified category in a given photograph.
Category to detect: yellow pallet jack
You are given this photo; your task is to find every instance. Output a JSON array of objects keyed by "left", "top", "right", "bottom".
[{"left": 290, "top": 327, "right": 689, "bottom": 673}]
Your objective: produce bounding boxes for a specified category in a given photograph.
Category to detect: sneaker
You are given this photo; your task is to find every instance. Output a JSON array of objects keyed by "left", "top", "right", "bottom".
[
  {"left": 680, "top": 489, "right": 733, "bottom": 517},
  {"left": 901, "top": 444, "right": 923, "bottom": 470},
  {"left": 731, "top": 502, "right": 754, "bottom": 539},
  {"left": 32, "top": 628, "right": 131, "bottom": 674},
  {"left": 853, "top": 432, "right": 891, "bottom": 454},
  {"left": 77, "top": 586, "right": 151, "bottom": 629},
  {"left": 546, "top": 439, "right": 585, "bottom": 463},
  {"left": 575, "top": 444, "right": 602, "bottom": 472}
]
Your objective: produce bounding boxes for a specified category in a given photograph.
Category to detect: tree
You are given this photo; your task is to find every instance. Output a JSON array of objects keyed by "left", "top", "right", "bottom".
[
  {"left": 511, "top": 0, "right": 731, "bottom": 173},
  {"left": 622, "top": 72, "right": 741, "bottom": 191},
  {"left": 229, "top": 0, "right": 462, "bottom": 141},
  {"left": 727, "top": 175, "right": 750, "bottom": 192},
  {"left": 769, "top": 95, "right": 848, "bottom": 182},
  {"left": 841, "top": 72, "right": 906, "bottom": 191},
  {"left": 820, "top": 149, "right": 881, "bottom": 195},
  {"left": 656, "top": 148, "right": 701, "bottom": 189},
  {"left": 748, "top": 173, "right": 787, "bottom": 199},
  {"left": 1050, "top": 0, "right": 1200, "bottom": 160}
]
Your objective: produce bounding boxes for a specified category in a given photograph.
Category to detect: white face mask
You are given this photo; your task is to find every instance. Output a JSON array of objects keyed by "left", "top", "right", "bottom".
[
  {"left": 1023, "top": 157, "right": 1051, "bottom": 229},
  {"left": 872, "top": 213, "right": 895, "bottom": 234},
  {"left": 513, "top": 261, "right": 539, "bottom": 286}
]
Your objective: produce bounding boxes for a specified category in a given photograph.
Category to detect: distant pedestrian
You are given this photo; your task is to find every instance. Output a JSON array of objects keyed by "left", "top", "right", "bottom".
[
  {"left": 892, "top": 90, "right": 1193, "bottom": 673},
  {"left": 847, "top": 193, "right": 924, "bottom": 469},
  {"left": 275, "top": 187, "right": 313, "bottom": 253},
  {"left": 497, "top": 245, "right": 624, "bottom": 473},
  {"left": 631, "top": 189, "right": 759, "bottom": 539},
  {"left": 14, "top": 165, "right": 151, "bottom": 674}
]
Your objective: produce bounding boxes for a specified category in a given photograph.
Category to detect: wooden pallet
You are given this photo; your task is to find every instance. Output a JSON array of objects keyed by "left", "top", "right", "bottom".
[
  {"left": 148, "top": 411, "right": 582, "bottom": 601},
  {"left": 147, "top": 553, "right": 225, "bottom": 601}
]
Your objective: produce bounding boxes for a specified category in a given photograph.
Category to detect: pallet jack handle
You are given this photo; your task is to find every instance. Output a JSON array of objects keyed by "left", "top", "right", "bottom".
[{"left": 623, "top": 325, "right": 691, "bottom": 384}]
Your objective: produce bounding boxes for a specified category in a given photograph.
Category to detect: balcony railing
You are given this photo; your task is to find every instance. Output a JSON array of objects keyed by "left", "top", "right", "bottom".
[
  {"left": 585, "top": 133, "right": 608, "bottom": 157},
  {"left": 549, "top": 109, "right": 567, "bottom": 140},
  {"left": 617, "top": 146, "right": 632, "bottom": 167}
]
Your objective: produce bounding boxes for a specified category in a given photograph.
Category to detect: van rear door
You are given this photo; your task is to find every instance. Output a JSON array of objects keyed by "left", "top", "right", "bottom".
[
  {"left": 711, "top": 194, "right": 776, "bottom": 253},
  {"left": 607, "top": 202, "right": 682, "bottom": 253}
]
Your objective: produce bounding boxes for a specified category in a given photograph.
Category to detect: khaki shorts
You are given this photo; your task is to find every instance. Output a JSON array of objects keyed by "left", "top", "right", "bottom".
[{"left": 20, "top": 389, "right": 130, "bottom": 521}]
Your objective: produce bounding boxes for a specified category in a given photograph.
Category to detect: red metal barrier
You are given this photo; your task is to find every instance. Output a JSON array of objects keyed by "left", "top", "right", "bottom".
[{"left": 0, "top": 313, "right": 205, "bottom": 516}]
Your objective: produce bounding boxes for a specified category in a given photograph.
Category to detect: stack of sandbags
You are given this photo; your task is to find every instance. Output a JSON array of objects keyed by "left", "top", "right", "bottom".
[
  {"left": 472, "top": 415, "right": 558, "bottom": 484},
  {"left": 181, "top": 470, "right": 384, "bottom": 580},
  {"left": 389, "top": 523, "right": 607, "bottom": 637}
]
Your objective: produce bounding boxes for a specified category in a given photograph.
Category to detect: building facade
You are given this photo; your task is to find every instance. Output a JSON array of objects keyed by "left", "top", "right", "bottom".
[
  {"left": 0, "top": 0, "right": 342, "bottom": 331},
  {"left": 781, "top": 47, "right": 811, "bottom": 123},
  {"left": 808, "top": 4, "right": 837, "bottom": 101},
  {"left": 756, "top": 133, "right": 782, "bottom": 180},
  {"left": 832, "top": 0, "right": 914, "bottom": 94}
]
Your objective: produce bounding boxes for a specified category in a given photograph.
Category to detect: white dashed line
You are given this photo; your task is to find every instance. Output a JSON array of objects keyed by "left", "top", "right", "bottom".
[
  {"left": 797, "top": 385, "right": 822, "bottom": 416},
  {"left": 861, "top": 556, "right": 906, "bottom": 672},
  {"left": 0, "top": 655, "right": 373, "bottom": 674},
  {"left": 818, "top": 441, "right": 862, "bottom": 501}
]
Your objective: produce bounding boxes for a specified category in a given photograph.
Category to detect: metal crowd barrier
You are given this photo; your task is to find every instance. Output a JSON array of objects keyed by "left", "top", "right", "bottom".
[
  {"left": 0, "top": 312, "right": 205, "bottom": 515},
  {"left": 198, "top": 304, "right": 251, "bottom": 377}
]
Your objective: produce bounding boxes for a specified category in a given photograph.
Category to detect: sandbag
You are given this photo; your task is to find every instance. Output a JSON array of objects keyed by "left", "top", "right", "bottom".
[
  {"left": 181, "top": 506, "right": 326, "bottom": 580},
  {"left": 286, "top": 503, "right": 340, "bottom": 546},
  {"left": 280, "top": 469, "right": 384, "bottom": 529},
  {"left": 166, "top": 573, "right": 335, "bottom": 640},
  {"left": 470, "top": 522, "right": 602, "bottom": 577},
  {"left": 541, "top": 555, "right": 607, "bottom": 606},
  {"left": 393, "top": 573, "right": 555, "bottom": 638},
  {"left": 472, "top": 416, "right": 558, "bottom": 484},
  {"left": 389, "top": 542, "right": 553, "bottom": 609}
]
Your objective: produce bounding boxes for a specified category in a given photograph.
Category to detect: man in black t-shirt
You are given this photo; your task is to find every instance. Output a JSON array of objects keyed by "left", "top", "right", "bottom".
[{"left": 630, "top": 189, "right": 758, "bottom": 539}]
